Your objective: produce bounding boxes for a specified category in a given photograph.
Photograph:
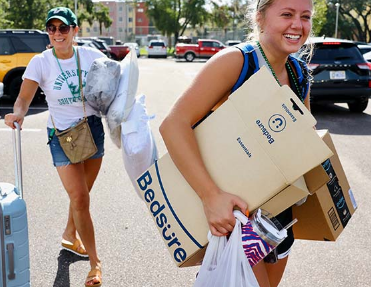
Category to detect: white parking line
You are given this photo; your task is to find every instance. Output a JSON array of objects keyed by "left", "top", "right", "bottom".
[{"left": 0, "top": 128, "right": 42, "bottom": 132}]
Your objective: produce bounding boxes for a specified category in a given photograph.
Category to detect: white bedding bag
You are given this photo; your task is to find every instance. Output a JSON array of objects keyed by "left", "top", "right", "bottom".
[
  {"left": 106, "top": 51, "right": 139, "bottom": 147},
  {"left": 121, "top": 94, "right": 158, "bottom": 197}
]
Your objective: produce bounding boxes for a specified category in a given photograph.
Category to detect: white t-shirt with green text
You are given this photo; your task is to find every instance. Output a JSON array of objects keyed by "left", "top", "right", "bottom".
[{"left": 23, "top": 46, "right": 106, "bottom": 130}]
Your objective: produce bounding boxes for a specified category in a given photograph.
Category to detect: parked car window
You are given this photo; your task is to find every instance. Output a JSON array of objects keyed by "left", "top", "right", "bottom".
[
  {"left": 10, "top": 35, "right": 48, "bottom": 53},
  {"left": 312, "top": 44, "right": 364, "bottom": 62},
  {"left": 150, "top": 41, "right": 165, "bottom": 47},
  {"left": 202, "top": 41, "right": 213, "bottom": 47},
  {"left": 0, "top": 38, "right": 14, "bottom": 55}
]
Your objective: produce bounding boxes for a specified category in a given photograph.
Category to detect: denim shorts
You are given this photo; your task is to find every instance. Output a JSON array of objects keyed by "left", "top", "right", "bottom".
[{"left": 47, "top": 115, "right": 105, "bottom": 167}]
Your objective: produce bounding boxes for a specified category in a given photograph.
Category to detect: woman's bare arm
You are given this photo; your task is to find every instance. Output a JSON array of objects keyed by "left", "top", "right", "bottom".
[{"left": 4, "top": 79, "right": 39, "bottom": 129}]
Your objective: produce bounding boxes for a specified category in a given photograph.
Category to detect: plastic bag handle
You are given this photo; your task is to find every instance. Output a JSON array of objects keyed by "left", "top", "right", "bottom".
[
  {"left": 207, "top": 210, "right": 249, "bottom": 241},
  {"left": 233, "top": 210, "right": 248, "bottom": 225}
]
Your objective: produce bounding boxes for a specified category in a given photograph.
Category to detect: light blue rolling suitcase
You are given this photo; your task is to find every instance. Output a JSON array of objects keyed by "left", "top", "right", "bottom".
[{"left": 0, "top": 123, "right": 30, "bottom": 287}]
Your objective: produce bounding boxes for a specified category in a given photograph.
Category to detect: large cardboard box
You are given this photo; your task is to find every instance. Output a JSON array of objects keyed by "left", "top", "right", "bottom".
[
  {"left": 136, "top": 67, "right": 333, "bottom": 267},
  {"left": 293, "top": 130, "right": 358, "bottom": 241}
]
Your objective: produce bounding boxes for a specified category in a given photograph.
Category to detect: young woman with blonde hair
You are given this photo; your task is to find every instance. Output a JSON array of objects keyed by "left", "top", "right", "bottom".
[{"left": 160, "top": 0, "right": 314, "bottom": 286}]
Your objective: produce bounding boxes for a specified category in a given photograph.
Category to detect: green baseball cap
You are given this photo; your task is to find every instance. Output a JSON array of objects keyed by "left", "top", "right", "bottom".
[{"left": 46, "top": 7, "right": 78, "bottom": 26}]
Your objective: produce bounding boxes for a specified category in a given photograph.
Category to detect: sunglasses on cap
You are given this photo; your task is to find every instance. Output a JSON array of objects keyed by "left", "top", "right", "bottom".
[{"left": 46, "top": 24, "right": 74, "bottom": 35}]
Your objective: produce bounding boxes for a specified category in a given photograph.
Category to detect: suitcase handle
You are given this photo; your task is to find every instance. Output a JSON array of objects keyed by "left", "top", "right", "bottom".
[
  {"left": 12, "top": 122, "right": 23, "bottom": 199},
  {"left": 6, "top": 243, "right": 15, "bottom": 280}
]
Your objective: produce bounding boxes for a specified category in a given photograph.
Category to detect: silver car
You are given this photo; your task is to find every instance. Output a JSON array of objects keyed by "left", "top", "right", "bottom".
[{"left": 147, "top": 40, "right": 167, "bottom": 58}]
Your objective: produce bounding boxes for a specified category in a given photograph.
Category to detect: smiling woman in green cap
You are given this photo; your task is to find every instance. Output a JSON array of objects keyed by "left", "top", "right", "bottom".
[{"left": 5, "top": 6, "right": 106, "bottom": 287}]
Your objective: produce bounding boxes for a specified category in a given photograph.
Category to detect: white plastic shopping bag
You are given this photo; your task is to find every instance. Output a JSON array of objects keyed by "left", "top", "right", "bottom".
[
  {"left": 121, "top": 94, "right": 158, "bottom": 198},
  {"left": 194, "top": 211, "right": 260, "bottom": 287}
]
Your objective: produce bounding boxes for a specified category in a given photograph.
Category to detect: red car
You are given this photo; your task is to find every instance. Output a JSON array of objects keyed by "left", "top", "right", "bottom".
[{"left": 175, "top": 39, "right": 226, "bottom": 62}]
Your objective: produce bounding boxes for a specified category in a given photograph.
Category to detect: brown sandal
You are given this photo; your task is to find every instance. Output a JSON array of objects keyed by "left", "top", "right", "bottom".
[
  {"left": 85, "top": 268, "right": 102, "bottom": 287},
  {"left": 61, "top": 239, "right": 89, "bottom": 258}
]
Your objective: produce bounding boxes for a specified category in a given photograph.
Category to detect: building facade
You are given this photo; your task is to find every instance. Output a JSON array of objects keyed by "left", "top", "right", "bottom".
[{"left": 80, "top": 0, "right": 155, "bottom": 45}]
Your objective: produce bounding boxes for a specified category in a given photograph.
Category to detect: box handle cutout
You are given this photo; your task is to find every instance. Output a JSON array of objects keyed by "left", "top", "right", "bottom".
[{"left": 290, "top": 98, "right": 303, "bottom": 115}]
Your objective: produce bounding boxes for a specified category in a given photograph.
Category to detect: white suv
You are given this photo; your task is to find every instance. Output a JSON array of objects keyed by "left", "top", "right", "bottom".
[{"left": 147, "top": 40, "right": 167, "bottom": 58}]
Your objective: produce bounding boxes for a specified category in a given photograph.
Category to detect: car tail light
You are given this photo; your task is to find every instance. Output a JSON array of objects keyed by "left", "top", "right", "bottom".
[
  {"left": 308, "top": 63, "right": 319, "bottom": 71},
  {"left": 148, "top": 46, "right": 153, "bottom": 49},
  {"left": 322, "top": 42, "right": 341, "bottom": 45},
  {"left": 369, "top": 80, "right": 371, "bottom": 88},
  {"left": 357, "top": 63, "right": 370, "bottom": 70}
]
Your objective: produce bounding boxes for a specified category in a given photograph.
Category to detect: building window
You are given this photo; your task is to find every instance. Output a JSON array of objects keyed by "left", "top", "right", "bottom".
[
  {"left": 93, "top": 27, "right": 98, "bottom": 32},
  {"left": 128, "top": 7, "right": 133, "bottom": 12},
  {"left": 138, "top": 8, "right": 144, "bottom": 13},
  {"left": 128, "top": 18, "right": 133, "bottom": 23},
  {"left": 119, "top": 28, "right": 123, "bottom": 32},
  {"left": 128, "top": 28, "right": 133, "bottom": 33},
  {"left": 137, "top": 18, "right": 142, "bottom": 23},
  {"left": 119, "top": 17, "right": 123, "bottom": 22},
  {"left": 119, "top": 6, "right": 123, "bottom": 11},
  {"left": 86, "top": 27, "right": 90, "bottom": 32}
]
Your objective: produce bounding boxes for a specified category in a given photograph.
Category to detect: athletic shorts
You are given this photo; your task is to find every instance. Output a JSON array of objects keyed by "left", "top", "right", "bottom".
[{"left": 47, "top": 115, "right": 105, "bottom": 167}]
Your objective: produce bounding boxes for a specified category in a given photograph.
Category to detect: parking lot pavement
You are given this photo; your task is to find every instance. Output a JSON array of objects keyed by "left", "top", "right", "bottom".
[{"left": 0, "top": 58, "right": 371, "bottom": 286}]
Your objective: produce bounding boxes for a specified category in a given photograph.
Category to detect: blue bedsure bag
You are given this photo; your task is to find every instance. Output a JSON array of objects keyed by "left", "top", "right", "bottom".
[{"left": 0, "top": 123, "right": 30, "bottom": 287}]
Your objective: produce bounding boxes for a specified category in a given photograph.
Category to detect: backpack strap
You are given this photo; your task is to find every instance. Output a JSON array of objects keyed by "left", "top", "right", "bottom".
[{"left": 231, "top": 43, "right": 259, "bottom": 93}]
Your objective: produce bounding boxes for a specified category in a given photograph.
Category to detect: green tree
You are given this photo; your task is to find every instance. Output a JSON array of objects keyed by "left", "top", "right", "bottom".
[
  {"left": 5, "top": 0, "right": 95, "bottom": 29},
  {"left": 312, "top": 0, "right": 328, "bottom": 36},
  {"left": 48, "top": 0, "right": 95, "bottom": 26},
  {"left": 146, "top": 0, "right": 209, "bottom": 46},
  {"left": 210, "top": 3, "right": 230, "bottom": 30},
  {"left": 0, "top": 0, "right": 12, "bottom": 28},
  {"left": 320, "top": 0, "right": 371, "bottom": 41},
  {"left": 6, "top": 0, "right": 52, "bottom": 29},
  {"left": 93, "top": 3, "right": 113, "bottom": 35},
  {"left": 208, "top": 0, "right": 249, "bottom": 40}
]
